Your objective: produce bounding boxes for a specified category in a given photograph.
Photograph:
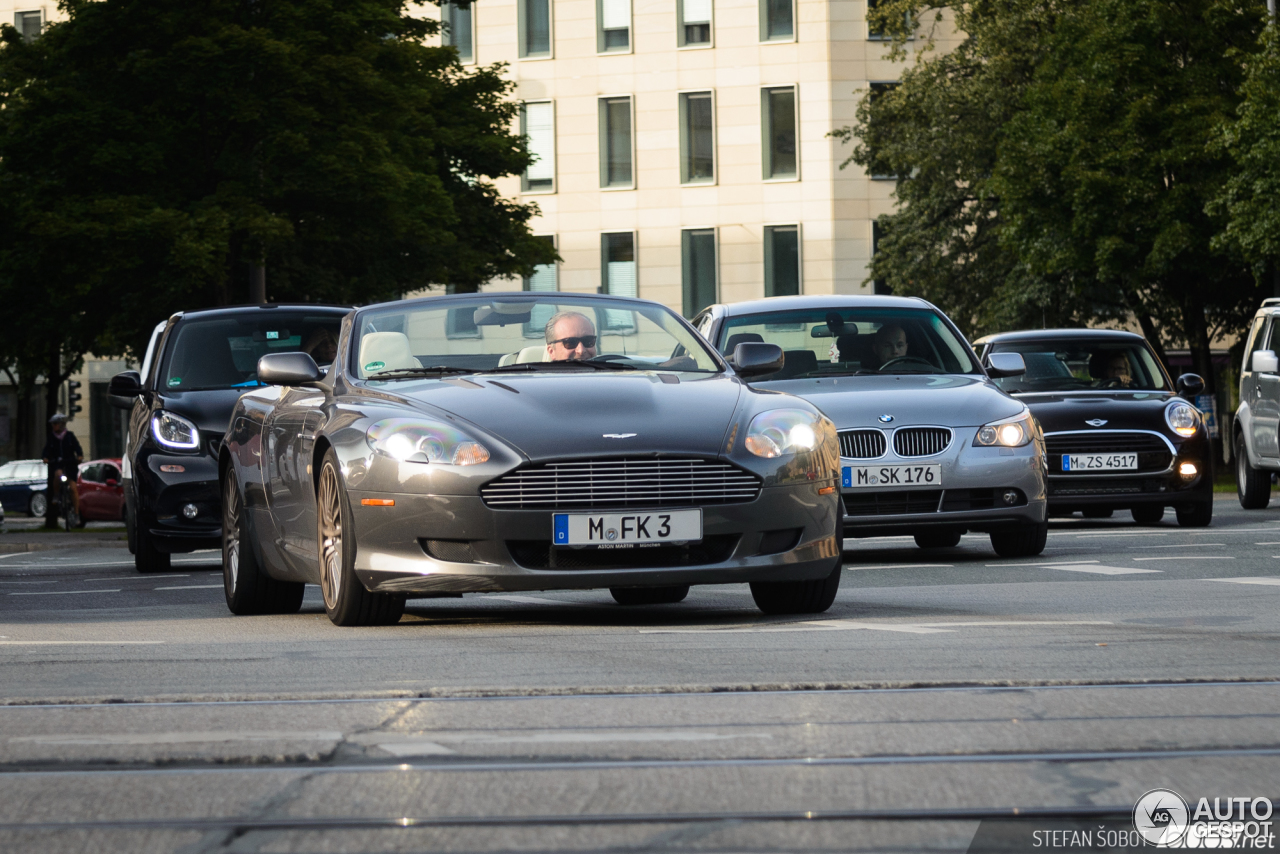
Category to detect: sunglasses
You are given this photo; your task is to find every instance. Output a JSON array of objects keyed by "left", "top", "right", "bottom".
[{"left": 550, "top": 335, "right": 597, "bottom": 349}]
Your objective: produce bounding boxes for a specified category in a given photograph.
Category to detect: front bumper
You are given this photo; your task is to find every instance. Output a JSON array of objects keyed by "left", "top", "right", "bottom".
[
  {"left": 840, "top": 442, "right": 1047, "bottom": 537},
  {"left": 348, "top": 482, "right": 841, "bottom": 595},
  {"left": 132, "top": 452, "right": 222, "bottom": 553}
]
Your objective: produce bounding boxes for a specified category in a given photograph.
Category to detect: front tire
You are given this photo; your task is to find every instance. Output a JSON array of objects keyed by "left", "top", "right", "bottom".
[
  {"left": 1237, "top": 432, "right": 1270, "bottom": 509},
  {"left": 318, "top": 449, "right": 404, "bottom": 627},
  {"left": 989, "top": 522, "right": 1048, "bottom": 558},
  {"left": 915, "top": 529, "right": 962, "bottom": 549},
  {"left": 134, "top": 518, "right": 171, "bottom": 574},
  {"left": 223, "top": 467, "right": 303, "bottom": 615},
  {"left": 610, "top": 586, "right": 689, "bottom": 606},
  {"left": 1131, "top": 505, "right": 1165, "bottom": 526},
  {"left": 1176, "top": 500, "right": 1214, "bottom": 528},
  {"left": 27, "top": 492, "right": 45, "bottom": 518}
]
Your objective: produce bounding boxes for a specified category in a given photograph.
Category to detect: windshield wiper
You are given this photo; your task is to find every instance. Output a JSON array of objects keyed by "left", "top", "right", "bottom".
[
  {"left": 368, "top": 366, "right": 480, "bottom": 380},
  {"left": 489, "top": 359, "right": 639, "bottom": 372}
]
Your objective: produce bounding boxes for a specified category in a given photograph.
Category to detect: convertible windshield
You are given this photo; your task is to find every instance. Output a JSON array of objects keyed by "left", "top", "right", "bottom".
[
  {"left": 162, "top": 314, "right": 344, "bottom": 392},
  {"left": 987, "top": 339, "right": 1170, "bottom": 393},
  {"left": 353, "top": 295, "right": 721, "bottom": 379},
  {"left": 716, "top": 307, "right": 981, "bottom": 380}
]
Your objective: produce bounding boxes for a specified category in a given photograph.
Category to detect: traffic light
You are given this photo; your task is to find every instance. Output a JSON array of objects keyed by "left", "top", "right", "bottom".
[{"left": 67, "top": 380, "right": 83, "bottom": 418}]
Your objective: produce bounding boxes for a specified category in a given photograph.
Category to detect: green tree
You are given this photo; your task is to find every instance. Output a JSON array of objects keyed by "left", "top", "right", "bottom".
[{"left": 0, "top": 0, "right": 555, "bottom": 372}]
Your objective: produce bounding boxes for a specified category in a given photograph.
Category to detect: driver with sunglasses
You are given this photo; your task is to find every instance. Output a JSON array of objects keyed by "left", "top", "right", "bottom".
[{"left": 544, "top": 312, "right": 599, "bottom": 361}]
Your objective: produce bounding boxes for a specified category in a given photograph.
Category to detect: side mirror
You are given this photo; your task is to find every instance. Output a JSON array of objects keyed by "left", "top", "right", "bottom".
[
  {"left": 1176, "top": 373, "right": 1205, "bottom": 399},
  {"left": 730, "top": 342, "right": 785, "bottom": 378},
  {"left": 986, "top": 352, "right": 1027, "bottom": 379},
  {"left": 105, "top": 478, "right": 118, "bottom": 488},
  {"left": 108, "top": 371, "right": 143, "bottom": 410},
  {"left": 258, "top": 352, "right": 323, "bottom": 387},
  {"left": 1252, "top": 350, "right": 1278, "bottom": 374}
]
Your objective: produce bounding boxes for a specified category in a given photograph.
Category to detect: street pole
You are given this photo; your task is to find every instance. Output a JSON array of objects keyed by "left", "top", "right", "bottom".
[{"left": 250, "top": 264, "right": 266, "bottom": 304}]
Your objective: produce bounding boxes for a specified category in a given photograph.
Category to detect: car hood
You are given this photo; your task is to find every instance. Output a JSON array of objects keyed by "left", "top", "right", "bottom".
[
  {"left": 157, "top": 389, "right": 248, "bottom": 437},
  {"left": 753, "top": 374, "right": 1023, "bottom": 429},
  {"left": 378, "top": 372, "right": 745, "bottom": 459},
  {"left": 1011, "top": 390, "right": 1180, "bottom": 435}
]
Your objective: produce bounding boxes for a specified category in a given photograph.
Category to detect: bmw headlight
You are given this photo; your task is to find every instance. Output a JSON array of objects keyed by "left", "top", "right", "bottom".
[
  {"left": 366, "top": 418, "right": 491, "bottom": 466},
  {"left": 745, "top": 409, "right": 827, "bottom": 459},
  {"left": 151, "top": 411, "right": 200, "bottom": 450},
  {"left": 974, "top": 411, "right": 1036, "bottom": 447},
  {"left": 1165, "top": 401, "right": 1200, "bottom": 438}
]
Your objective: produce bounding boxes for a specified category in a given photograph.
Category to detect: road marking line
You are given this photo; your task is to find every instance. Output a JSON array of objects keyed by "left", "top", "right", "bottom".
[
  {"left": 986, "top": 560, "right": 1100, "bottom": 567},
  {"left": 8, "top": 730, "right": 343, "bottom": 746},
  {"left": 155, "top": 585, "right": 223, "bottom": 590},
  {"left": 0, "top": 581, "right": 56, "bottom": 585},
  {"left": 1257, "top": 543, "right": 1280, "bottom": 546},
  {"left": 1044, "top": 565, "right": 1162, "bottom": 575},
  {"left": 845, "top": 563, "right": 953, "bottom": 570},
  {"left": 8, "top": 589, "right": 121, "bottom": 596},
  {"left": 1138, "top": 543, "right": 1225, "bottom": 548},
  {"left": 0, "top": 641, "right": 164, "bottom": 645},
  {"left": 375, "top": 741, "right": 456, "bottom": 756},
  {"left": 1204, "top": 577, "right": 1280, "bottom": 587},
  {"left": 1131, "top": 557, "right": 1235, "bottom": 562},
  {"left": 639, "top": 619, "right": 1112, "bottom": 636}
]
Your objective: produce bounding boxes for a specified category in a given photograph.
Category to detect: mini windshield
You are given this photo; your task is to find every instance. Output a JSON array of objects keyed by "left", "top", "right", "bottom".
[
  {"left": 987, "top": 339, "right": 1170, "bottom": 393},
  {"left": 715, "top": 307, "right": 981, "bottom": 380},
  {"left": 162, "top": 314, "right": 344, "bottom": 392},
  {"left": 352, "top": 296, "right": 720, "bottom": 379}
]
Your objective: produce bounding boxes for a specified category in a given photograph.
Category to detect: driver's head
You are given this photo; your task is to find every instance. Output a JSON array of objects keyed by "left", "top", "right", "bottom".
[
  {"left": 545, "top": 311, "right": 598, "bottom": 361},
  {"left": 873, "top": 324, "right": 908, "bottom": 364},
  {"left": 1106, "top": 352, "right": 1131, "bottom": 380}
]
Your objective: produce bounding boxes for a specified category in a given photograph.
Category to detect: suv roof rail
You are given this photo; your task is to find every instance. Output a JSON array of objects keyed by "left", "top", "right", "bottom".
[{"left": 1264, "top": 298, "right": 1280, "bottom": 307}]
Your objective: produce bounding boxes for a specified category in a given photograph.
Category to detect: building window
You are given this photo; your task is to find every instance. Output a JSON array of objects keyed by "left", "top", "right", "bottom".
[
  {"left": 762, "top": 86, "right": 797, "bottom": 180},
  {"left": 524, "top": 235, "right": 558, "bottom": 337},
  {"left": 678, "top": 0, "right": 712, "bottom": 47},
  {"left": 442, "top": 2, "right": 474, "bottom": 63},
  {"left": 759, "top": 0, "right": 793, "bottom": 41},
  {"left": 867, "top": 0, "right": 912, "bottom": 40},
  {"left": 521, "top": 101, "right": 555, "bottom": 193},
  {"left": 14, "top": 10, "right": 41, "bottom": 41},
  {"left": 598, "top": 0, "right": 631, "bottom": 52},
  {"left": 868, "top": 82, "right": 899, "bottom": 179},
  {"left": 764, "top": 225, "right": 801, "bottom": 297},
  {"left": 679, "top": 92, "right": 715, "bottom": 184},
  {"left": 682, "top": 229, "right": 717, "bottom": 318},
  {"left": 599, "top": 96, "right": 634, "bottom": 189},
  {"left": 520, "top": 0, "right": 552, "bottom": 58},
  {"left": 871, "top": 220, "right": 892, "bottom": 294},
  {"left": 601, "top": 232, "right": 637, "bottom": 329}
]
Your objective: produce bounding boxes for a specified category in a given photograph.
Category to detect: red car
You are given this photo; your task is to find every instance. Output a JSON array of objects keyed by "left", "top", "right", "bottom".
[{"left": 77, "top": 458, "right": 125, "bottom": 522}]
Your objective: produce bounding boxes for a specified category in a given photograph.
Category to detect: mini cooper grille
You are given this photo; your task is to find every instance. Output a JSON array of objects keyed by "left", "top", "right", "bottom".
[
  {"left": 480, "top": 458, "right": 762, "bottom": 509},
  {"left": 839, "top": 429, "right": 886, "bottom": 459},
  {"left": 893, "top": 427, "right": 952, "bottom": 458},
  {"left": 1044, "top": 432, "right": 1172, "bottom": 474}
]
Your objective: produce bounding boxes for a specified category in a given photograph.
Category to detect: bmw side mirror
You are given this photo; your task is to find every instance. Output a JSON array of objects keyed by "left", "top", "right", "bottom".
[
  {"left": 258, "top": 352, "right": 324, "bottom": 387},
  {"left": 108, "top": 371, "right": 143, "bottom": 410},
  {"left": 1176, "top": 373, "right": 1205, "bottom": 399},
  {"left": 1252, "top": 350, "right": 1278, "bottom": 374},
  {"left": 730, "top": 342, "right": 785, "bottom": 378},
  {"left": 986, "top": 352, "right": 1027, "bottom": 379}
]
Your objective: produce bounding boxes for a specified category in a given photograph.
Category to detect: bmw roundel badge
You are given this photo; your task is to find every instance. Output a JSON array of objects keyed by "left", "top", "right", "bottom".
[{"left": 878, "top": 414, "right": 894, "bottom": 424}]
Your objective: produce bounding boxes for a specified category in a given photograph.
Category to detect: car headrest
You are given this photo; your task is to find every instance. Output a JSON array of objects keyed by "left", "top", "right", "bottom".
[
  {"left": 358, "top": 332, "right": 422, "bottom": 373},
  {"left": 781, "top": 349, "right": 818, "bottom": 376},
  {"left": 515, "top": 345, "right": 550, "bottom": 364},
  {"left": 835, "top": 333, "right": 860, "bottom": 360},
  {"left": 723, "top": 332, "right": 764, "bottom": 354}
]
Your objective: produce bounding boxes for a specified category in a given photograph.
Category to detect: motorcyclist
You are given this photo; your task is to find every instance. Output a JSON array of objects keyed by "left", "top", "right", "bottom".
[{"left": 41, "top": 413, "right": 83, "bottom": 527}]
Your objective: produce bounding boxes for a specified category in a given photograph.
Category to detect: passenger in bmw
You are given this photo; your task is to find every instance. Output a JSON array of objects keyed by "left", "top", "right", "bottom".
[{"left": 544, "top": 312, "right": 598, "bottom": 361}]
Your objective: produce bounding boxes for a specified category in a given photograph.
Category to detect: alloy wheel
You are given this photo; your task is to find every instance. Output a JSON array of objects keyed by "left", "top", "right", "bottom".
[
  {"left": 223, "top": 475, "right": 240, "bottom": 593},
  {"left": 319, "top": 463, "right": 343, "bottom": 610}
]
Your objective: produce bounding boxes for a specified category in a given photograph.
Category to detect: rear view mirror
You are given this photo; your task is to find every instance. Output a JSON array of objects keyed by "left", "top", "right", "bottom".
[
  {"left": 258, "top": 352, "right": 324, "bottom": 387},
  {"left": 1252, "top": 350, "right": 1278, "bottom": 374},
  {"left": 986, "top": 352, "right": 1027, "bottom": 379},
  {"left": 731, "top": 342, "right": 785, "bottom": 378}
]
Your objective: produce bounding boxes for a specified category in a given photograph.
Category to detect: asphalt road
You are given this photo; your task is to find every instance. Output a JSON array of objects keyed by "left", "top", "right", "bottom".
[{"left": 1, "top": 495, "right": 1278, "bottom": 852}]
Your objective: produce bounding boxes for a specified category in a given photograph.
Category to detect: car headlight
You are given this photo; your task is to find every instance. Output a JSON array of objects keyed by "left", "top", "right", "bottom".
[
  {"left": 974, "top": 411, "right": 1036, "bottom": 447},
  {"left": 745, "top": 409, "right": 827, "bottom": 459},
  {"left": 366, "top": 418, "right": 491, "bottom": 466},
  {"left": 151, "top": 411, "right": 200, "bottom": 450},
  {"left": 1165, "top": 401, "right": 1200, "bottom": 438}
]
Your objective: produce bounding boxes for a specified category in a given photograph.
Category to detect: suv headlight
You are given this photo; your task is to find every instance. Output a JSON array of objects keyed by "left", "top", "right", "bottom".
[
  {"left": 745, "top": 409, "right": 828, "bottom": 459},
  {"left": 151, "top": 411, "right": 200, "bottom": 450},
  {"left": 974, "top": 411, "right": 1036, "bottom": 447},
  {"left": 1165, "top": 401, "right": 1200, "bottom": 438},
  {"left": 366, "top": 418, "right": 491, "bottom": 466}
]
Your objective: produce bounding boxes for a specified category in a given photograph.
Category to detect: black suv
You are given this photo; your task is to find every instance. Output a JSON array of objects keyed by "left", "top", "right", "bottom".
[{"left": 110, "top": 305, "right": 350, "bottom": 572}]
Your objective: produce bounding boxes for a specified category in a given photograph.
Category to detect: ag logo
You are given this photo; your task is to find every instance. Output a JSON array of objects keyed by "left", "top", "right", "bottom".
[{"left": 1133, "top": 788, "right": 1189, "bottom": 846}]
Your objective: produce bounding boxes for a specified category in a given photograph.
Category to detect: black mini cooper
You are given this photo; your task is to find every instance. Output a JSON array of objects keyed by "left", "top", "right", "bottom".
[
  {"left": 110, "top": 304, "right": 349, "bottom": 572},
  {"left": 974, "top": 329, "right": 1213, "bottom": 527}
]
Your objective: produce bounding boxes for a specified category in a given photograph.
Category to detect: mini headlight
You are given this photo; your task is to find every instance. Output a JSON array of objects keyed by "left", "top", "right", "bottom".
[
  {"left": 1165, "top": 401, "right": 1199, "bottom": 438},
  {"left": 974, "top": 411, "right": 1036, "bottom": 448},
  {"left": 366, "top": 418, "right": 491, "bottom": 466},
  {"left": 151, "top": 411, "right": 200, "bottom": 450},
  {"left": 745, "top": 409, "right": 825, "bottom": 459}
]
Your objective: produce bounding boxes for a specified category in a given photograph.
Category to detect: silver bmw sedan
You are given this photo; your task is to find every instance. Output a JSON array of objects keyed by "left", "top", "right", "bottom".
[{"left": 692, "top": 295, "right": 1049, "bottom": 557}]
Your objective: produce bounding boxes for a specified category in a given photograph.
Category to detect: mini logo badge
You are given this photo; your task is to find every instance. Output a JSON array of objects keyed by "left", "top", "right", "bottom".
[
  {"left": 878, "top": 415, "right": 894, "bottom": 423},
  {"left": 1133, "top": 788, "right": 1189, "bottom": 846},
  {"left": 1086, "top": 419, "right": 1108, "bottom": 427},
  {"left": 603, "top": 433, "right": 637, "bottom": 439}
]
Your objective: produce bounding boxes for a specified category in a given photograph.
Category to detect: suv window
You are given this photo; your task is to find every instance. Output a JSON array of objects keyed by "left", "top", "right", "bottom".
[
  {"left": 162, "top": 314, "right": 344, "bottom": 392},
  {"left": 1246, "top": 316, "right": 1272, "bottom": 371}
]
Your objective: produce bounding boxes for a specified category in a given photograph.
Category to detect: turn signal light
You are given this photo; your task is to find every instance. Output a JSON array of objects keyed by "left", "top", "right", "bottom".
[
  {"left": 1178, "top": 462, "right": 1197, "bottom": 480},
  {"left": 818, "top": 486, "right": 836, "bottom": 495},
  {"left": 361, "top": 498, "right": 396, "bottom": 507}
]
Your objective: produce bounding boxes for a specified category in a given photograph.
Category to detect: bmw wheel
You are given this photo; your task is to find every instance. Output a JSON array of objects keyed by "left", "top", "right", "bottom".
[
  {"left": 1237, "top": 431, "right": 1270, "bottom": 509},
  {"left": 223, "top": 467, "right": 303, "bottom": 615},
  {"left": 610, "top": 586, "right": 690, "bottom": 606},
  {"left": 318, "top": 448, "right": 404, "bottom": 627},
  {"left": 27, "top": 491, "right": 45, "bottom": 519}
]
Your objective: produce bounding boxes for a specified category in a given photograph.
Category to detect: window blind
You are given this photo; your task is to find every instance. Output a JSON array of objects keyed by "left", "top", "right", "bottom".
[
  {"left": 601, "top": 0, "right": 630, "bottom": 31},
  {"left": 682, "top": 0, "right": 711, "bottom": 25},
  {"left": 524, "top": 103, "right": 555, "bottom": 182}
]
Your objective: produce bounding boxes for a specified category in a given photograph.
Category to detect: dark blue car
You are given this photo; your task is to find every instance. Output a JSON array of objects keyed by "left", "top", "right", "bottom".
[{"left": 0, "top": 459, "right": 47, "bottom": 517}]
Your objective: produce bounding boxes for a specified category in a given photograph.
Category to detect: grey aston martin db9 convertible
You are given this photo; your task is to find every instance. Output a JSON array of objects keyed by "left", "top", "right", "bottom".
[{"left": 219, "top": 292, "right": 843, "bottom": 626}]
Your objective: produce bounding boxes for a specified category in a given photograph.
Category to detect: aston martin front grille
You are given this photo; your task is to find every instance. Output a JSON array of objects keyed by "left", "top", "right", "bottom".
[
  {"left": 839, "top": 429, "right": 887, "bottom": 459},
  {"left": 893, "top": 427, "right": 952, "bottom": 458},
  {"left": 481, "top": 458, "right": 762, "bottom": 509}
]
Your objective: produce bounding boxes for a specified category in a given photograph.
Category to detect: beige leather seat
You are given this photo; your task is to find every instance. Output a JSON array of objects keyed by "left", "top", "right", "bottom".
[
  {"left": 499, "top": 345, "right": 550, "bottom": 366},
  {"left": 358, "top": 332, "right": 421, "bottom": 372}
]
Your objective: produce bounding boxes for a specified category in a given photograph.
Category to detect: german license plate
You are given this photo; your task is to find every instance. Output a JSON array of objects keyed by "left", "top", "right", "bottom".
[
  {"left": 842, "top": 464, "right": 942, "bottom": 489},
  {"left": 552, "top": 509, "right": 702, "bottom": 547},
  {"left": 1062, "top": 453, "right": 1137, "bottom": 471}
]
